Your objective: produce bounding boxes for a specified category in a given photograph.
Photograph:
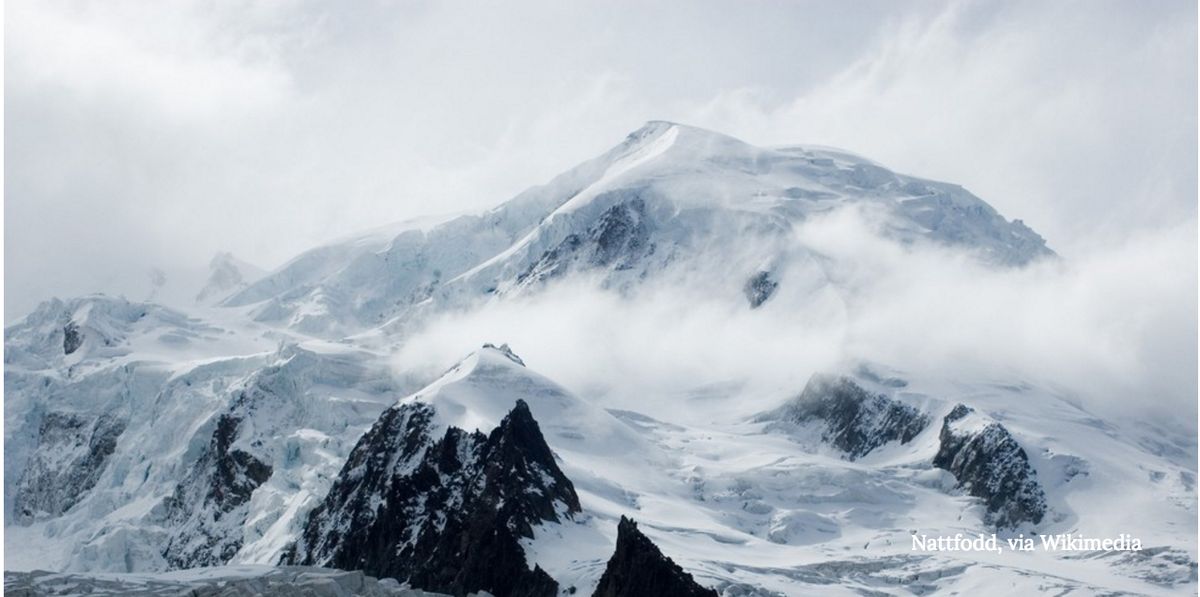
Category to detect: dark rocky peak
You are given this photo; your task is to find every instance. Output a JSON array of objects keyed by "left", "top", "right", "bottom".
[
  {"left": 480, "top": 399, "right": 582, "bottom": 537},
  {"left": 933, "top": 404, "right": 1047, "bottom": 529},
  {"left": 592, "top": 516, "right": 718, "bottom": 597},
  {"left": 482, "top": 342, "right": 525, "bottom": 367},
  {"left": 289, "top": 400, "right": 579, "bottom": 597},
  {"left": 765, "top": 373, "right": 929, "bottom": 460}
]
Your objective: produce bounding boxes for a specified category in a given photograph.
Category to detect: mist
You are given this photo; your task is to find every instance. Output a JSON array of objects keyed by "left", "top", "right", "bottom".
[{"left": 395, "top": 206, "right": 1197, "bottom": 429}]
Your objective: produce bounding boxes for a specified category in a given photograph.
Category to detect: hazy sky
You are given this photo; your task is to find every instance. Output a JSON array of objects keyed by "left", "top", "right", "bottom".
[{"left": 5, "top": 0, "right": 1196, "bottom": 319}]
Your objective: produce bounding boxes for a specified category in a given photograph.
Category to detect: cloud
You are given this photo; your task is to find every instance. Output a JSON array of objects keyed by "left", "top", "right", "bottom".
[
  {"left": 394, "top": 205, "right": 1196, "bottom": 429},
  {"left": 682, "top": 0, "right": 1197, "bottom": 257}
]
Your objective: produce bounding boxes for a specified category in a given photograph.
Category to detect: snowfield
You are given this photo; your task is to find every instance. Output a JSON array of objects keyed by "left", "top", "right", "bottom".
[{"left": 4, "top": 122, "right": 1194, "bottom": 596}]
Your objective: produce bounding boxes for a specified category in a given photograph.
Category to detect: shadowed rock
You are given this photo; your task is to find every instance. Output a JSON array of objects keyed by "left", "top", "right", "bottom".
[
  {"left": 593, "top": 517, "right": 718, "bottom": 597},
  {"left": 162, "top": 412, "right": 273, "bottom": 568},
  {"left": 933, "top": 404, "right": 1047, "bottom": 529},
  {"left": 743, "top": 270, "right": 778, "bottom": 308},
  {"left": 517, "top": 198, "right": 654, "bottom": 287},
  {"left": 766, "top": 374, "right": 929, "bottom": 460},
  {"left": 289, "top": 400, "right": 579, "bottom": 597},
  {"left": 13, "top": 413, "right": 126, "bottom": 524},
  {"left": 62, "top": 322, "right": 83, "bottom": 355}
]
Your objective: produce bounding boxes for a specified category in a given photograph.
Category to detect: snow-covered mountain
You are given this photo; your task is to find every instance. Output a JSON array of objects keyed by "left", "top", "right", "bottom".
[
  {"left": 221, "top": 122, "right": 1050, "bottom": 336},
  {"left": 5, "top": 123, "right": 1194, "bottom": 596}
]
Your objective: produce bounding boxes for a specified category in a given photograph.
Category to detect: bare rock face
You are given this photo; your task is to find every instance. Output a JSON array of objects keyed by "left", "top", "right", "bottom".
[
  {"left": 766, "top": 374, "right": 929, "bottom": 460},
  {"left": 743, "top": 270, "right": 778, "bottom": 308},
  {"left": 592, "top": 516, "right": 718, "bottom": 597},
  {"left": 161, "top": 411, "right": 273, "bottom": 568},
  {"left": 517, "top": 198, "right": 654, "bottom": 288},
  {"left": 933, "top": 404, "right": 1047, "bottom": 529},
  {"left": 288, "top": 399, "right": 580, "bottom": 597},
  {"left": 13, "top": 413, "right": 126, "bottom": 524},
  {"left": 62, "top": 322, "right": 83, "bottom": 355}
]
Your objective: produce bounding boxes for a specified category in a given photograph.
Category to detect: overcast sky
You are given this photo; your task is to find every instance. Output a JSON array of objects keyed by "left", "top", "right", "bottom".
[{"left": 5, "top": 0, "right": 1196, "bottom": 319}]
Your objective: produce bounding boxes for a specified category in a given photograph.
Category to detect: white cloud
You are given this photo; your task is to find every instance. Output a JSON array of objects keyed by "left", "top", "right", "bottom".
[
  {"left": 395, "top": 207, "right": 1196, "bottom": 428},
  {"left": 682, "top": 0, "right": 1197, "bottom": 257}
]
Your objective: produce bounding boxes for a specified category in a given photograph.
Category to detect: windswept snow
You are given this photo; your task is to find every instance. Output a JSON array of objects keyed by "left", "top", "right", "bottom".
[{"left": 213, "top": 121, "right": 1051, "bottom": 337}]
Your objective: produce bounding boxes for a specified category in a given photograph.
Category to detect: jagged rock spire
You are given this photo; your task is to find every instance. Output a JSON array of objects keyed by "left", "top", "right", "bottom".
[
  {"left": 592, "top": 516, "right": 718, "bottom": 597},
  {"left": 288, "top": 399, "right": 579, "bottom": 597}
]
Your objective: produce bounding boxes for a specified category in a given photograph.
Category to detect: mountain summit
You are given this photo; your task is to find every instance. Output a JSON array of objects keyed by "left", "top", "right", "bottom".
[{"left": 221, "top": 122, "right": 1051, "bottom": 335}]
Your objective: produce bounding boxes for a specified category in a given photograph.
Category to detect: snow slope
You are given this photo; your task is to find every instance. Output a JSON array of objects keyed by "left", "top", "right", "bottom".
[{"left": 221, "top": 122, "right": 1051, "bottom": 337}]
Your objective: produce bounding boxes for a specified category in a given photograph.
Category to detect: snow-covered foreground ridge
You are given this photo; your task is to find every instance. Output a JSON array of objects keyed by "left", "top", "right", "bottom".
[{"left": 5, "top": 122, "right": 1195, "bottom": 596}]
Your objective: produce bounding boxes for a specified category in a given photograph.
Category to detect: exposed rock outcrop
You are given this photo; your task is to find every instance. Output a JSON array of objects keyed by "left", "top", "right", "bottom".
[
  {"left": 12, "top": 412, "right": 126, "bottom": 523},
  {"left": 743, "top": 270, "right": 778, "bottom": 308},
  {"left": 933, "top": 404, "right": 1047, "bottom": 529},
  {"left": 161, "top": 412, "right": 273, "bottom": 567},
  {"left": 766, "top": 374, "right": 929, "bottom": 460},
  {"left": 592, "top": 516, "right": 718, "bottom": 597},
  {"left": 517, "top": 198, "right": 654, "bottom": 287},
  {"left": 62, "top": 322, "right": 83, "bottom": 355},
  {"left": 288, "top": 399, "right": 580, "bottom": 597}
]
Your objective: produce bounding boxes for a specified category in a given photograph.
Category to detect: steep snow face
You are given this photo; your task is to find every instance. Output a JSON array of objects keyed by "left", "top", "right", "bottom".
[
  {"left": 3, "top": 297, "right": 404, "bottom": 572},
  {"left": 221, "top": 122, "right": 1052, "bottom": 337},
  {"left": 392, "top": 346, "right": 654, "bottom": 473},
  {"left": 3, "top": 295, "right": 243, "bottom": 528}
]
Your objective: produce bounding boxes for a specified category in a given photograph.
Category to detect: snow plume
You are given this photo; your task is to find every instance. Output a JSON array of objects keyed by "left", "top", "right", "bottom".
[{"left": 395, "top": 206, "right": 1196, "bottom": 429}]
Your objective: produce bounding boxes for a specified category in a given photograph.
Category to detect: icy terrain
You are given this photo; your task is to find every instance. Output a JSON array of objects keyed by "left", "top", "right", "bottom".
[
  {"left": 4, "top": 566, "right": 446, "bottom": 596},
  {"left": 5, "top": 122, "right": 1194, "bottom": 596}
]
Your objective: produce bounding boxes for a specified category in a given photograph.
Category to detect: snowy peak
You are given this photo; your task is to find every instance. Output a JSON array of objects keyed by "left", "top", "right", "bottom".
[
  {"left": 406, "top": 344, "right": 646, "bottom": 462},
  {"left": 481, "top": 342, "right": 525, "bottom": 366},
  {"left": 213, "top": 122, "right": 1051, "bottom": 336}
]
